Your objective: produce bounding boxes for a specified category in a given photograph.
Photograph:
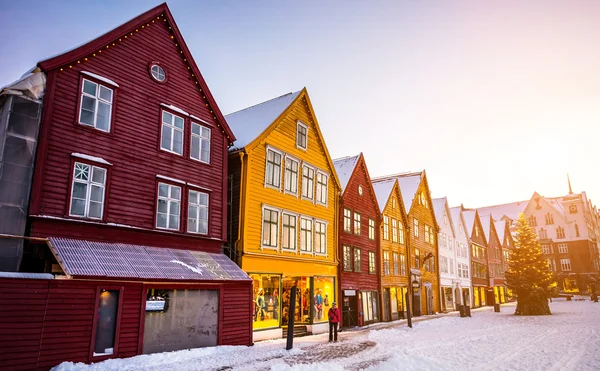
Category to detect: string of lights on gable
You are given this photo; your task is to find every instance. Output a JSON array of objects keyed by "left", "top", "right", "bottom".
[{"left": 58, "top": 13, "right": 232, "bottom": 144}]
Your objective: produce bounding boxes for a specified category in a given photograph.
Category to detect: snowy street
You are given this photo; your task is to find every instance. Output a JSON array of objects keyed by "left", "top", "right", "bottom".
[{"left": 54, "top": 299, "right": 600, "bottom": 371}]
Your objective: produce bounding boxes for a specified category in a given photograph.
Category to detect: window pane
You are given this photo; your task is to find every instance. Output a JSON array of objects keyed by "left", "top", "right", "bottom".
[
  {"left": 199, "top": 220, "right": 208, "bottom": 234},
  {"left": 72, "top": 182, "right": 87, "bottom": 199},
  {"left": 169, "top": 215, "right": 180, "bottom": 229},
  {"left": 161, "top": 126, "right": 172, "bottom": 150},
  {"left": 71, "top": 198, "right": 86, "bottom": 216},
  {"left": 191, "top": 136, "right": 200, "bottom": 159},
  {"left": 89, "top": 201, "right": 102, "bottom": 219},
  {"left": 188, "top": 205, "right": 198, "bottom": 219},
  {"left": 83, "top": 80, "right": 97, "bottom": 96},
  {"left": 174, "top": 116, "right": 184, "bottom": 129},
  {"left": 188, "top": 218, "right": 197, "bottom": 232},
  {"left": 173, "top": 130, "right": 183, "bottom": 154},
  {"left": 201, "top": 127, "right": 210, "bottom": 138},
  {"left": 99, "top": 86, "right": 113, "bottom": 102},
  {"left": 199, "top": 193, "right": 209, "bottom": 206},
  {"left": 192, "top": 123, "right": 201, "bottom": 135},
  {"left": 162, "top": 111, "right": 172, "bottom": 124},
  {"left": 96, "top": 102, "right": 111, "bottom": 131},
  {"left": 157, "top": 213, "right": 167, "bottom": 228},
  {"left": 92, "top": 167, "right": 106, "bottom": 184},
  {"left": 199, "top": 207, "right": 208, "bottom": 220},
  {"left": 189, "top": 191, "right": 198, "bottom": 204},
  {"left": 90, "top": 185, "right": 104, "bottom": 202},
  {"left": 94, "top": 290, "right": 119, "bottom": 355},
  {"left": 201, "top": 139, "right": 210, "bottom": 163},
  {"left": 157, "top": 199, "right": 168, "bottom": 214},
  {"left": 170, "top": 201, "right": 180, "bottom": 216},
  {"left": 171, "top": 187, "right": 181, "bottom": 200}
]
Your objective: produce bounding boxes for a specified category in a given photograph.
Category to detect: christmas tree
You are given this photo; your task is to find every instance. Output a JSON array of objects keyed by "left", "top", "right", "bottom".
[{"left": 505, "top": 213, "right": 556, "bottom": 315}]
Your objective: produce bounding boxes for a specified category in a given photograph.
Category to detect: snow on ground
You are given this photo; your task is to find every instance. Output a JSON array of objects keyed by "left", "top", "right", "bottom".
[{"left": 54, "top": 299, "right": 600, "bottom": 371}]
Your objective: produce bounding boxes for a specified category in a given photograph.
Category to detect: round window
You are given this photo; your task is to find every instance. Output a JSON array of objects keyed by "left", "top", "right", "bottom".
[
  {"left": 151, "top": 64, "right": 166, "bottom": 82},
  {"left": 358, "top": 185, "right": 363, "bottom": 196}
]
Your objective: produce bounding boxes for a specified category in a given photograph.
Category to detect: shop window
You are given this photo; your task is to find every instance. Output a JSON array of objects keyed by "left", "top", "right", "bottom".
[
  {"left": 92, "top": 288, "right": 122, "bottom": 357},
  {"left": 353, "top": 247, "right": 362, "bottom": 272},
  {"left": 313, "top": 277, "right": 335, "bottom": 323},
  {"left": 368, "top": 251, "right": 376, "bottom": 274},
  {"left": 362, "top": 291, "right": 379, "bottom": 322},
  {"left": 250, "top": 274, "right": 281, "bottom": 330},
  {"left": 282, "top": 278, "right": 311, "bottom": 324}
]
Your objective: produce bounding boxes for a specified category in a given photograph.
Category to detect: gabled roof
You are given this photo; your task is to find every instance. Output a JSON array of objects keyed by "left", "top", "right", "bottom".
[
  {"left": 372, "top": 171, "right": 422, "bottom": 212},
  {"left": 449, "top": 206, "right": 466, "bottom": 237},
  {"left": 333, "top": 154, "right": 360, "bottom": 192},
  {"left": 371, "top": 179, "right": 396, "bottom": 212},
  {"left": 476, "top": 200, "right": 528, "bottom": 221},
  {"left": 462, "top": 209, "right": 477, "bottom": 236},
  {"left": 35, "top": 3, "right": 235, "bottom": 143},
  {"left": 225, "top": 91, "right": 301, "bottom": 150},
  {"left": 479, "top": 214, "right": 492, "bottom": 242},
  {"left": 494, "top": 220, "right": 507, "bottom": 244},
  {"left": 432, "top": 197, "right": 455, "bottom": 238}
]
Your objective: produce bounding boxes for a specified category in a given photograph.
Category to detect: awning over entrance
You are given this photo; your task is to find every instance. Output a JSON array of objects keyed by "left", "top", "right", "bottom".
[{"left": 47, "top": 237, "right": 250, "bottom": 281}]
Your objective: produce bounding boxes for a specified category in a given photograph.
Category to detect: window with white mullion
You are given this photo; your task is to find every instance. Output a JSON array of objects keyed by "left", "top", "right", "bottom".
[
  {"left": 79, "top": 79, "right": 113, "bottom": 132},
  {"left": 391, "top": 219, "right": 398, "bottom": 243},
  {"left": 262, "top": 208, "right": 279, "bottom": 248},
  {"left": 265, "top": 149, "right": 282, "bottom": 188},
  {"left": 316, "top": 172, "right": 328, "bottom": 205},
  {"left": 70, "top": 162, "right": 106, "bottom": 219},
  {"left": 315, "top": 221, "right": 327, "bottom": 254},
  {"left": 297, "top": 121, "right": 308, "bottom": 150},
  {"left": 284, "top": 157, "right": 299, "bottom": 194},
  {"left": 187, "top": 190, "right": 209, "bottom": 234},
  {"left": 282, "top": 213, "right": 297, "bottom": 250},
  {"left": 156, "top": 183, "right": 181, "bottom": 230},
  {"left": 301, "top": 165, "right": 314, "bottom": 200},
  {"left": 300, "top": 218, "right": 313, "bottom": 252},
  {"left": 190, "top": 123, "right": 211, "bottom": 164},
  {"left": 160, "top": 111, "right": 184, "bottom": 155}
]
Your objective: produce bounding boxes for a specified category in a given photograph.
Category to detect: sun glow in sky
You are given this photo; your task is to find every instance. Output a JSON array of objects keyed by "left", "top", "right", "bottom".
[{"left": 2, "top": 0, "right": 599, "bottom": 208}]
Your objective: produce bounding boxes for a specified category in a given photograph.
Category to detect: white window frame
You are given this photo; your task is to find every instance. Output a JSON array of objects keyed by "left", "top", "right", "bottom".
[
  {"left": 261, "top": 205, "right": 280, "bottom": 249},
  {"left": 314, "top": 220, "right": 327, "bottom": 256},
  {"left": 414, "top": 218, "right": 419, "bottom": 237},
  {"left": 156, "top": 182, "right": 182, "bottom": 230},
  {"left": 78, "top": 78, "right": 113, "bottom": 132},
  {"left": 383, "top": 215, "right": 390, "bottom": 240},
  {"left": 160, "top": 110, "right": 185, "bottom": 155},
  {"left": 558, "top": 243, "right": 568, "bottom": 254},
  {"left": 398, "top": 223, "right": 405, "bottom": 244},
  {"left": 344, "top": 208, "right": 352, "bottom": 233},
  {"left": 264, "top": 147, "right": 283, "bottom": 190},
  {"left": 300, "top": 217, "right": 313, "bottom": 254},
  {"left": 368, "top": 251, "right": 376, "bottom": 274},
  {"left": 383, "top": 251, "right": 390, "bottom": 276},
  {"left": 560, "top": 258, "right": 572, "bottom": 271},
  {"left": 343, "top": 245, "right": 352, "bottom": 271},
  {"left": 284, "top": 155, "right": 299, "bottom": 195},
  {"left": 69, "top": 162, "right": 107, "bottom": 219},
  {"left": 301, "top": 164, "right": 315, "bottom": 201},
  {"left": 353, "top": 212, "right": 361, "bottom": 236},
  {"left": 391, "top": 219, "right": 398, "bottom": 243},
  {"left": 393, "top": 252, "right": 399, "bottom": 275},
  {"left": 296, "top": 121, "right": 308, "bottom": 150},
  {"left": 315, "top": 171, "right": 328, "bottom": 206},
  {"left": 190, "top": 122, "right": 211, "bottom": 164},
  {"left": 187, "top": 190, "right": 209, "bottom": 235},
  {"left": 368, "top": 219, "right": 375, "bottom": 240},
  {"left": 281, "top": 212, "right": 298, "bottom": 251}
]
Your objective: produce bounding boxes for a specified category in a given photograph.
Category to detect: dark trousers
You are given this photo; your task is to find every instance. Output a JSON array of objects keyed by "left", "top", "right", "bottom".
[{"left": 329, "top": 321, "right": 338, "bottom": 342}]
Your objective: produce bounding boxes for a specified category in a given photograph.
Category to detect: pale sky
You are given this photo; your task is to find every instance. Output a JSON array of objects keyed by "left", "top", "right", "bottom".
[{"left": 2, "top": 0, "right": 599, "bottom": 209}]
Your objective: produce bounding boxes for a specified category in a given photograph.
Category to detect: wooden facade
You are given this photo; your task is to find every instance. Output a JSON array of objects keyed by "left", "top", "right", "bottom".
[
  {"left": 227, "top": 89, "right": 341, "bottom": 340},
  {"left": 463, "top": 209, "right": 489, "bottom": 307},
  {"left": 371, "top": 178, "right": 410, "bottom": 322},
  {"left": 482, "top": 215, "right": 504, "bottom": 304},
  {"left": 334, "top": 154, "right": 381, "bottom": 327}
]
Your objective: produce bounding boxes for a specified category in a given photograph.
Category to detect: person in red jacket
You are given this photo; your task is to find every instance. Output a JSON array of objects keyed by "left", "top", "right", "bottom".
[{"left": 328, "top": 302, "right": 341, "bottom": 342}]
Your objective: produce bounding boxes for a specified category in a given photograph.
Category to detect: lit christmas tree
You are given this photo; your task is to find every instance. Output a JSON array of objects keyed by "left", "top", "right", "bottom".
[{"left": 505, "top": 213, "right": 556, "bottom": 315}]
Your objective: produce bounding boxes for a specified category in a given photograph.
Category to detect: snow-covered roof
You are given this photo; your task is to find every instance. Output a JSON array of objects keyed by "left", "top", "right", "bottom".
[
  {"left": 333, "top": 155, "right": 360, "bottom": 192},
  {"left": 71, "top": 153, "right": 112, "bottom": 166},
  {"left": 372, "top": 171, "right": 423, "bottom": 212},
  {"left": 494, "top": 220, "right": 507, "bottom": 244},
  {"left": 462, "top": 210, "right": 477, "bottom": 235},
  {"left": 449, "top": 207, "right": 465, "bottom": 235},
  {"left": 479, "top": 214, "right": 492, "bottom": 242},
  {"left": 476, "top": 200, "right": 528, "bottom": 222},
  {"left": 371, "top": 179, "right": 396, "bottom": 212},
  {"left": 432, "top": 198, "right": 447, "bottom": 227},
  {"left": 0, "top": 272, "right": 54, "bottom": 280},
  {"left": 225, "top": 91, "right": 301, "bottom": 150},
  {"left": 0, "top": 67, "right": 46, "bottom": 100}
]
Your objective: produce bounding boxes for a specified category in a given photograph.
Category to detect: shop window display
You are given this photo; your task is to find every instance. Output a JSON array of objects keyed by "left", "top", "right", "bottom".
[
  {"left": 251, "top": 274, "right": 281, "bottom": 330},
  {"left": 362, "top": 291, "right": 379, "bottom": 322},
  {"left": 282, "top": 277, "right": 310, "bottom": 324},
  {"left": 313, "top": 277, "right": 335, "bottom": 323}
]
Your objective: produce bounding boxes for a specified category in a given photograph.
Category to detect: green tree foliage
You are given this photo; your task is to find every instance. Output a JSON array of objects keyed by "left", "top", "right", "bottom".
[{"left": 505, "top": 213, "right": 556, "bottom": 315}]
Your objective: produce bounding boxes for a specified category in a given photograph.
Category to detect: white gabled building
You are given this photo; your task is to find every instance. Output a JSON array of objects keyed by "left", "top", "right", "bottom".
[
  {"left": 433, "top": 197, "right": 459, "bottom": 311},
  {"left": 449, "top": 206, "right": 472, "bottom": 308}
]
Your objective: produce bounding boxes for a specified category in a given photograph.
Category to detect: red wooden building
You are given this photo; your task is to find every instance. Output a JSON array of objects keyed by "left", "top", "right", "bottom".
[
  {"left": 333, "top": 154, "right": 381, "bottom": 327},
  {"left": 462, "top": 208, "right": 489, "bottom": 307},
  {"left": 0, "top": 3, "right": 252, "bottom": 370}
]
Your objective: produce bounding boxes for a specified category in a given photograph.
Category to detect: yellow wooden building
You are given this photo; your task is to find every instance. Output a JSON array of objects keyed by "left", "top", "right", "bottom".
[
  {"left": 371, "top": 178, "right": 410, "bottom": 322},
  {"left": 226, "top": 89, "right": 340, "bottom": 341}
]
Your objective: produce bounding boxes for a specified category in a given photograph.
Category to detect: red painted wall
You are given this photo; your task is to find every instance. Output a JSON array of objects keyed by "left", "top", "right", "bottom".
[
  {"left": 30, "top": 13, "right": 228, "bottom": 246},
  {"left": 0, "top": 278, "right": 252, "bottom": 370},
  {"left": 470, "top": 213, "right": 489, "bottom": 287},
  {"left": 338, "top": 158, "right": 380, "bottom": 292},
  {"left": 487, "top": 220, "right": 504, "bottom": 286}
]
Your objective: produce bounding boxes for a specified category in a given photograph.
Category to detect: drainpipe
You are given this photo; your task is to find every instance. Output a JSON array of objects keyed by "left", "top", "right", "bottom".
[{"left": 233, "top": 151, "right": 246, "bottom": 265}]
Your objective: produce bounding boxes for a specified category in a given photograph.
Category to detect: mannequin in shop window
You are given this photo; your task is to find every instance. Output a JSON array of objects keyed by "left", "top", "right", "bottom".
[
  {"left": 256, "top": 289, "right": 266, "bottom": 321},
  {"left": 314, "top": 289, "right": 324, "bottom": 320},
  {"left": 303, "top": 289, "right": 309, "bottom": 318},
  {"left": 272, "top": 289, "right": 279, "bottom": 320}
]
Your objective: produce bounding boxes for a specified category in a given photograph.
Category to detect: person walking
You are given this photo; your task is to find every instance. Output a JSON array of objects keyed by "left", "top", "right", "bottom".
[{"left": 328, "top": 301, "right": 341, "bottom": 342}]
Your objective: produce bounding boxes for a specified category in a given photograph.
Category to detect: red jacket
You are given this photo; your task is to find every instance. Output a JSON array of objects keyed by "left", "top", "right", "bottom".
[{"left": 328, "top": 307, "right": 341, "bottom": 323}]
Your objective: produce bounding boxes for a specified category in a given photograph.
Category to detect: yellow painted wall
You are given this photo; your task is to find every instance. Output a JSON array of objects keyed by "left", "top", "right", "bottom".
[
  {"left": 239, "top": 91, "right": 339, "bottom": 278},
  {"left": 381, "top": 184, "right": 409, "bottom": 288}
]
